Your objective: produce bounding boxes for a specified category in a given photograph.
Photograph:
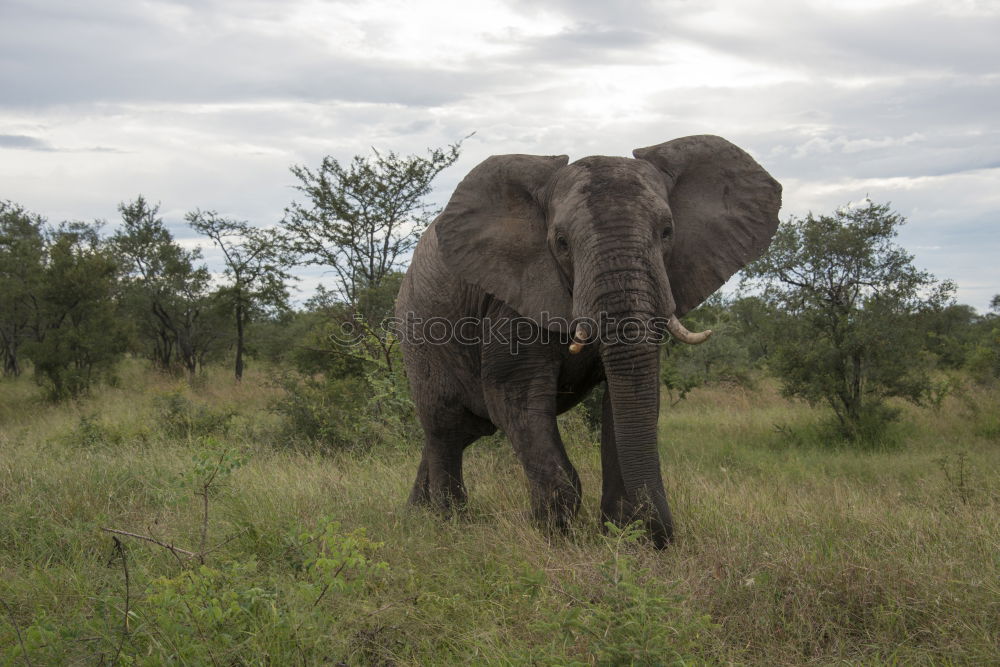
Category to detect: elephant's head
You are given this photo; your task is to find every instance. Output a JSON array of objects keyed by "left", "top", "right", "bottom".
[{"left": 435, "top": 135, "right": 781, "bottom": 545}]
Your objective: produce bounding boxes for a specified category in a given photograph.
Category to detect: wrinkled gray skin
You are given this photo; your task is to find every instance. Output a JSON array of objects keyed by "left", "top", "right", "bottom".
[{"left": 396, "top": 135, "right": 781, "bottom": 547}]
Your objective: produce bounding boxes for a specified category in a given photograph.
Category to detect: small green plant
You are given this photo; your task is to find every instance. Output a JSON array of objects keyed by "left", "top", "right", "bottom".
[
  {"left": 1, "top": 609, "right": 68, "bottom": 666},
  {"left": 270, "top": 371, "right": 369, "bottom": 448},
  {"left": 539, "top": 523, "right": 715, "bottom": 665},
  {"left": 661, "top": 361, "right": 701, "bottom": 407},
  {"left": 291, "top": 519, "right": 389, "bottom": 607},
  {"left": 576, "top": 382, "right": 605, "bottom": 432},
  {"left": 121, "top": 521, "right": 387, "bottom": 664},
  {"left": 136, "top": 560, "right": 284, "bottom": 663}
]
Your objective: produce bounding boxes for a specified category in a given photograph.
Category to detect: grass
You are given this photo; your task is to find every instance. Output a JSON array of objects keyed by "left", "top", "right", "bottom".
[{"left": 1, "top": 362, "right": 998, "bottom": 664}]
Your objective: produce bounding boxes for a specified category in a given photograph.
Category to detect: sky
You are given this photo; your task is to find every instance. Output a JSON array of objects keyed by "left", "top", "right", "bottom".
[{"left": 1, "top": 0, "right": 998, "bottom": 310}]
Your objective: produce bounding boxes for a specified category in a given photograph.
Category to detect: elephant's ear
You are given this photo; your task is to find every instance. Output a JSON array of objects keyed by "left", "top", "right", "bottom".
[
  {"left": 434, "top": 153, "right": 572, "bottom": 327},
  {"left": 633, "top": 135, "right": 782, "bottom": 317}
]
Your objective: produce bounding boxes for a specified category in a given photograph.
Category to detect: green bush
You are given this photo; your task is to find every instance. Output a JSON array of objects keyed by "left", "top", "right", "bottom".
[
  {"left": 966, "top": 326, "right": 1000, "bottom": 384},
  {"left": 270, "top": 372, "right": 368, "bottom": 447},
  {"left": 153, "top": 390, "right": 236, "bottom": 439},
  {"left": 742, "top": 202, "right": 955, "bottom": 442},
  {"left": 270, "top": 334, "right": 420, "bottom": 451},
  {"left": 56, "top": 413, "right": 126, "bottom": 448}
]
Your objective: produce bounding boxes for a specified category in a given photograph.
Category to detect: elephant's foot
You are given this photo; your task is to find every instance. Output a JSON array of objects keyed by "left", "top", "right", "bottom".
[
  {"left": 408, "top": 458, "right": 468, "bottom": 517},
  {"left": 600, "top": 492, "right": 674, "bottom": 548},
  {"left": 529, "top": 469, "right": 582, "bottom": 533}
]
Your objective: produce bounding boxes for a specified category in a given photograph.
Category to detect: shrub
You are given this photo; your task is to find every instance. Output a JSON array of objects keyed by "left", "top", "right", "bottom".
[
  {"left": 966, "top": 326, "right": 1000, "bottom": 384},
  {"left": 270, "top": 372, "right": 370, "bottom": 448},
  {"left": 122, "top": 521, "right": 387, "bottom": 664},
  {"left": 270, "top": 328, "right": 420, "bottom": 451},
  {"left": 58, "top": 413, "right": 125, "bottom": 448},
  {"left": 153, "top": 390, "right": 236, "bottom": 439}
]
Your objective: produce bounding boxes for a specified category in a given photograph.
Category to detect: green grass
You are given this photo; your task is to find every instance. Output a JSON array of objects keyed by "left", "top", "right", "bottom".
[{"left": 1, "top": 363, "right": 998, "bottom": 664}]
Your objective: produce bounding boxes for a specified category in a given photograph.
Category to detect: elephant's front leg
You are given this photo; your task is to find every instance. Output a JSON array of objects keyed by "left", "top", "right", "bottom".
[{"left": 482, "top": 345, "right": 581, "bottom": 532}]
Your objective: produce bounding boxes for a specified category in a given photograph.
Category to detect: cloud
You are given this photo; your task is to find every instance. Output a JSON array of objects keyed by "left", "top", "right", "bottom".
[
  {"left": 0, "top": 0, "right": 996, "bottom": 309},
  {"left": 0, "top": 134, "right": 53, "bottom": 150},
  {"left": 0, "top": 0, "right": 508, "bottom": 109},
  {"left": 0, "top": 133, "right": 124, "bottom": 153},
  {"left": 666, "top": 1, "right": 1000, "bottom": 78},
  {"left": 498, "top": 24, "right": 661, "bottom": 66}
]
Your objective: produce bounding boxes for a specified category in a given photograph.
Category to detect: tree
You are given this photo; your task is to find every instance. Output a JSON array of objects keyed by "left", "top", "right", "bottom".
[
  {"left": 966, "top": 294, "right": 1000, "bottom": 383},
  {"left": 729, "top": 295, "right": 779, "bottom": 363},
  {"left": 917, "top": 302, "right": 980, "bottom": 369},
  {"left": 187, "top": 211, "right": 293, "bottom": 381},
  {"left": 660, "top": 294, "right": 757, "bottom": 405},
  {"left": 25, "top": 222, "right": 126, "bottom": 399},
  {"left": 282, "top": 141, "right": 463, "bottom": 309},
  {"left": 741, "top": 201, "right": 955, "bottom": 440},
  {"left": 0, "top": 201, "right": 46, "bottom": 376},
  {"left": 112, "top": 196, "right": 218, "bottom": 375}
]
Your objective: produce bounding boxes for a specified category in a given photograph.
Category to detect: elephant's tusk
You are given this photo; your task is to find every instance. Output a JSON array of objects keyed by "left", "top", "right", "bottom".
[
  {"left": 568, "top": 325, "right": 589, "bottom": 354},
  {"left": 666, "top": 314, "right": 712, "bottom": 345}
]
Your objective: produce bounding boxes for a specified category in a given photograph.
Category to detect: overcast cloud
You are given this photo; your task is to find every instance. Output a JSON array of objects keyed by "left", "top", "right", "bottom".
[{"left": 1, "top": 0, "right": 997, "bottom": 308}]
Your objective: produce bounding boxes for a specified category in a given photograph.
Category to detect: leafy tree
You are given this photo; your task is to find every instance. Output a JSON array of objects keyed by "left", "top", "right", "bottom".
[
  {"left": 0, "top": 201, "right": 46, "bottom": 376},
  {"left": 274, "top": 139, "right": 463, "bottom": 448},
  {"left": 729, "top": 295, "right": 778, "bottom": 363},
  {"left": 741, "top": 201, "right": 954, "bottom": 440},
  {"left": 917, "top": 302, "right": 981, "bottom": 369},
  {"left": 282, "top": 141, "right": 463, "bottom": 310},
  {"left": 966, "top": 294, "right": 1000, "bottom": 383},
  {"left": 661, "top": 294, "right": 757, "bottom": 404},
  {"left": 112, "top": 196, "right": 220, "bottom": 375},
  {"left": 187, "top": 211, "right": 293, "bottom": 381},
  {"left": 25, "top": 222, "right": 126, "bottom": 399}
]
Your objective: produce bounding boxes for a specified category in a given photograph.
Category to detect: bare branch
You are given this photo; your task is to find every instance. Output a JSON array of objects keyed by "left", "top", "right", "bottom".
[
  {"left": 100, "top": 528, "right": 196, "bottom": 559},
  {"left": 109, "top": 537, "right": 130, "bottom": 665},
  {"left": 1, "top": 597, "right": 32, "bottom": 667}
]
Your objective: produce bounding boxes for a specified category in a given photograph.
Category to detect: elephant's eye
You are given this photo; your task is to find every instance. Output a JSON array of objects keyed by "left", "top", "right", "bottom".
[
  {"left": 556, "top": 234, "right": 570, "bottom": 252},
  {"left": 661, "top": 226, "right": 673, "bottom": 241}
]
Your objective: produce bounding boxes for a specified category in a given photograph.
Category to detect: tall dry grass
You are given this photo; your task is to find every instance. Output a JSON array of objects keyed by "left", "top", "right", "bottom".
[{"left": 1, "top": 363, "right": 997, "bottom": 663}]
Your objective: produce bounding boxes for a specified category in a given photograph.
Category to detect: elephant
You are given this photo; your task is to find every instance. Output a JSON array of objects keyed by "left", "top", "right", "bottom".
[{"left": 394, "top": 135, "right": 781, "bottom": 546}]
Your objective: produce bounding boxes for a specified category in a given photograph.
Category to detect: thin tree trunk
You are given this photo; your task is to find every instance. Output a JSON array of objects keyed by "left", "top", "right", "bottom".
[
  {"left": 3, "top": 346, "right": 17, "bottom": 376},
  {"left": 234, "top": 300, "right": 245, "bottom": 382}
]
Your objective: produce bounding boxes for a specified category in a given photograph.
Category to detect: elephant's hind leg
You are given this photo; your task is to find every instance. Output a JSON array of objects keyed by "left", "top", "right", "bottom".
[{"left": 409, "top": 408, "right": 491, "bottom": 515}]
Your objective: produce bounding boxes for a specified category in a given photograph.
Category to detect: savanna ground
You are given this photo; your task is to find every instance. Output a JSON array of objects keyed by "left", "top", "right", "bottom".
[{"left": 1, "top": 362, "right": 998, "bottom": 665}]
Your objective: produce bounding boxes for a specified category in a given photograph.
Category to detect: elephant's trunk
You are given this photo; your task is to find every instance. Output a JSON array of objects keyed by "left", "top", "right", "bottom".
[
  {"left": 601, "top": 339, "right": 673, "bottom": 546},
  {"left": 577, "top": 248, "right": 673, "bottom": 545}
]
